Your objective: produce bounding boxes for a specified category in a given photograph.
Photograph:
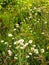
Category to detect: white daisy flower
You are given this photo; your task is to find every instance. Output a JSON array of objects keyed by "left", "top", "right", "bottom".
[
  {"left": 20, "top": 47, "right": 24, "bottom": 49},
  {"left": 14, "top": 41, "right": 17, "bottom": 45},
  {"left": 4, "top": 42, "right": 8, "bottom": 44},
  {"left": 1, "top": 40, "right": 4, "bottom": 43},
  {"left": 33, "top": 45, "right": 36, "bottom": 47},
  {"left": 41, "top": 49, "right": 45, "bottom": 53},
  {"left": 44, "top": 21, "right": 47, "bottom": 24},
  {"left": 31, "top": 47, "right": 35, "bottom": 51},
  {"left": 13, "top": 28, "right": 16, "bottom": 31},
  {"left": 33, "top": 7, "right": 37, "bottom": 10},
  {"left": 26, "top": 55, "right": 30, "bottom": 58},
  {"left": 8, "top": 34, "right": 13, "bottom": 37},
  {"left": 41, "top": 32, "right": 44, "bottom": 35},
  {"left": 29, "top": 40, "right": 33, "bottom": 44},
  {"left": 18, "top": 39, "right": 24, "bottom": 43},
  {"left": 14, "top": 57, "right": 18, "bottom": 60},
  {"left": 16, "top": 24, "right": 19, "bottom": 27},
  {"left": 34, "top": 49, "right": 39, "bottom": 54},
  {"left": 8, "top": 50, "right": 12, "bottom": 56},
  {"left": 29, "top": 52, "right": 32, "bottom": 55}
]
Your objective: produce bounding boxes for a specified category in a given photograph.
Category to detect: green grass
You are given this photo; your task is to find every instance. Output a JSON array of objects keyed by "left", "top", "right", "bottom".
[{"left": 0, "top": 0, "right": 49, "bottom": 65}]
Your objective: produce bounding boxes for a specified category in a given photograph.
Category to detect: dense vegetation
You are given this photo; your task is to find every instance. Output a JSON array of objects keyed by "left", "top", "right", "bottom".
[{"left": 0, "top": 0, "right": 49, "bottom": 65}]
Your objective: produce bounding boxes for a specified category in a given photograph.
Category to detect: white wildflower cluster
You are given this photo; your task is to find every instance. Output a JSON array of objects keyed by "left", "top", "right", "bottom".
[
  {"left": 31, "top": 45, "right": 45, "bottom": 54},
  {"left": 8, "top": 50, "right": 12, "bottom": 56},
  {"left": 31, "top": 47, "right": 39, "bottom": 54},
  {"left": 3, "top": 37, "right": 45, "bottom": 59},
  {"left": 19, "top": 42, "right": 28, "bottom": 50},
  {"left": 34, "top": 49, "right": 39, "bottom": 54},
  {"left": 15, "top": 39, "right": 33, "bottom": 50},
  {"left": 25, "top": 45, "right": 45, "bottom": 59}
]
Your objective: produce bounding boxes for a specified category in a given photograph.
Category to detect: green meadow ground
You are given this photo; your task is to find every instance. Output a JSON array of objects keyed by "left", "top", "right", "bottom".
[{"left": 0, "top": 0, "right": 49, "bottom": 65}]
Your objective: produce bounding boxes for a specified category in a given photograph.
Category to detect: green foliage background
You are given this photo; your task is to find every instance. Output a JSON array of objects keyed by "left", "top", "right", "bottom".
[{"left": 0, "top": 0, "right": 49, "bottom": 65}]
